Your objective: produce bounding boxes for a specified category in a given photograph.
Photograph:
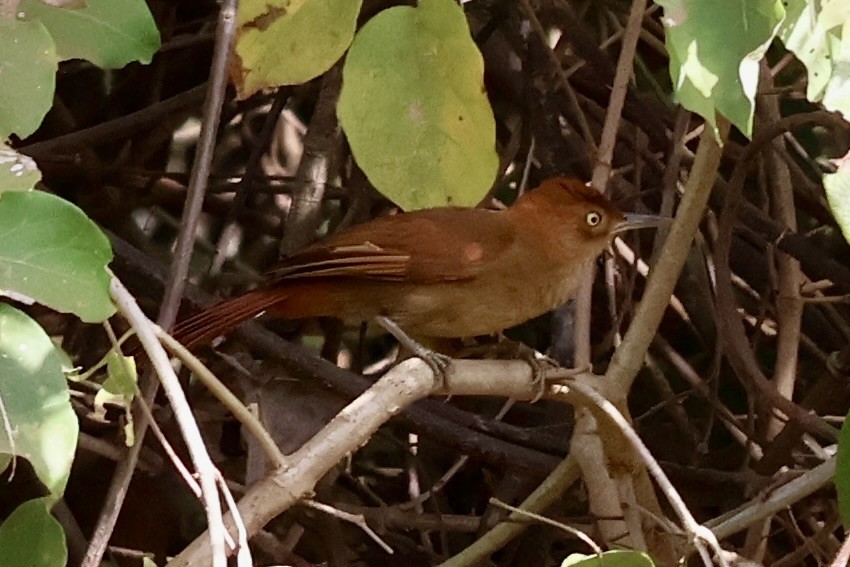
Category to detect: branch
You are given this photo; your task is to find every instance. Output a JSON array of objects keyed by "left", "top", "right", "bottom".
[
  {"left": 568, "top": 0, "right": 652, "bottom": 550},
  {"left": 438, "top": 456, "right": 581, "bottom": 566},
  {"left": 155, "top": 327, "right": 288, "bottom": 468},
  {"left": 169, "top": 358, "right": 560, "bottom": 565},
  {"left": 606, "top": 119, "right": 728, "bottom": 392},
  {"left": 590, "top": 0, "right": 647, "bottom": 189},
  {"left": 109, "top": 278, "right": 232, "bottom": 567},
  {"left": 564, "top": 380, "right": 726, "bottom": 566},
  {"left": 714, "top": 114, "right": 841, "bottom": 442},
  {"left": 21, "top": 84, "right": 207, "bottom": 158},
  {"left": 706, "top": 457, "right": 836, "bottom": 540}
]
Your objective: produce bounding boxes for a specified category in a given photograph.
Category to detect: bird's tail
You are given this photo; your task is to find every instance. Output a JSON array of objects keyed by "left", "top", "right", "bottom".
[{"left": 171, "top": 288, "right": 287, "bottom": 349}]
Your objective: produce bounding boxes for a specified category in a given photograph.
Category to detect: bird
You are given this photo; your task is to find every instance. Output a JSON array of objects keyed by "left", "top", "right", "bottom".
[{"left": 173, "top": 177, "right": 666, "bottom": 369}]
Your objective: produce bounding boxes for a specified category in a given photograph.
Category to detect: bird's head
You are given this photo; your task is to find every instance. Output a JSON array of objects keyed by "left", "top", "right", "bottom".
[{"left": 514, "top": 177, "right": 669, "bottom": 256}]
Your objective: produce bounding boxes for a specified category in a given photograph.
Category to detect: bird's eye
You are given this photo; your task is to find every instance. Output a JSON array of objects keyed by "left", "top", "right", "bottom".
[{"left": 585, "top": 211, "right": 602, "bottom": 227}]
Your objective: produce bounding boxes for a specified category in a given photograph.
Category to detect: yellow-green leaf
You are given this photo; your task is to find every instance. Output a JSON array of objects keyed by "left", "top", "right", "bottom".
[
  {"left": 337, "top": 0, "right": 498, "bottom": 210},
  {"left": 233, "top": 0, "right": 362, "bottom": 98},
  {"left": 0, "top": 18, "right": 57, "bottom": 139}
]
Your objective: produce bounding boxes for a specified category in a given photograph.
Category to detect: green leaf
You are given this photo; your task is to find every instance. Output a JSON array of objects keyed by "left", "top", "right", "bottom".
[
  {"left": 103, "top": 351, "right": 139, "bottom": 397},
  {"left": 95, "top": 352, "right": 138, "bottom": 446},
  {"left": 0, "top": 190, "right": 115, "bottom": 322},
  {"left": 824, "top": 150, "right": 850, "bottom": 247},
  {"left": 0, "top": 143, "right": 42, "bottom": 193},
  {"left": 0, "top": 18, "right": 58, "bottom": 139},
  {"left": 337, "top": 0, "right": 498, "bottom": 210},
  {"left": 778, "top": 0, "right": 850, "bottom": 121},
  {"left": 657, "top": 0, "right": 785, "bottom": 139},
  {"left": 19, "top": 0, "right": 160, "bottom": 68},
  {"left": 233, "top": 0, "right": 363, "bottom": 98},
  {"left": 837, "top": 405, "right": 850, "bottom": 524},
  {"left": 561, "top": 550, "right": 655, "bottom": 567},
  {"left": 0, "top": 305, "right": 78, "bottom": 498},
  {"left": 0, "top": 498, "right": 67, "bottom": 567}
]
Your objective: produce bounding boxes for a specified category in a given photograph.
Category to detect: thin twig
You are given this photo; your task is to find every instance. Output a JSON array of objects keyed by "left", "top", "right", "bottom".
[
  {"left": 280, "top": 66, "right": 343, "bottom": 255},
  {"left": 155, "top": 327, "right": 289, "bottom": 468},
  {"left": 590, "top": 0, "right": 647, "bottom": 189},
  {"left": 606, "top": 119, "right": 728, "bottom": 392},
  {"left": 134, "top": 393, "right": 201, "bottom": 497},
  {"left": 108, "top": 278, "right": 232, "bottom": 567},
  {"left": 73, "top": 329, "right": 134, "bottom": 383},
  {"left": 518, "top": 0, "right": 596, "bottom": 149},
  {"left": 160, "top": 9, "right": 236, "bottom": 327},
  {"left": 576, "top": 0, "right": 646, "bottom": 367},
  {"left": 302, "top": 499, "right": 394, "bottom": 555},
  {"left": 438, "top": 456, "right": 582, "bottom": 566},
  {"left": 707, "top": 457, "right": 836, "bottom": 540},
  {"left": 564, "top": 379, "right": 727, "bottom": 566},
  {"left": 714, "top": 114, "right": 841, "bottom": 442},
  {"left": 759, "top": 62, "right": 804, "bottom": 440},
  {"left": 488, "top": 498, "right": 603, "bottom": 555},
  {"left": 21, "top": 84, "right": 207, "bottom": 158},
  {"left": 217, "top": 471, "right": 252, "bottom": 566},
  {"left": 211, "top": 88, "right": 289, "bottom": 273}
]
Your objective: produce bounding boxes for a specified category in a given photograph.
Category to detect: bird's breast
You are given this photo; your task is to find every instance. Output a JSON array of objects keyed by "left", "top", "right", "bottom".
[{"left": 385, "top": 260, "right": 589, "bottom": 338}]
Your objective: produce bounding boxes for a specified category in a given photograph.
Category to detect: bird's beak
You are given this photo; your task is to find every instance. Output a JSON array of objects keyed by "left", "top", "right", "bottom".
[{"left": 611, "top": 213, "right": 671, "bottom": 235}]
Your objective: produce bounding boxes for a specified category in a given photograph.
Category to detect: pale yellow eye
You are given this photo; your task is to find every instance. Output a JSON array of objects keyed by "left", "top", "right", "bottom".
[{"left": 585, "top": 211, "right": 602, "bottom": 227}]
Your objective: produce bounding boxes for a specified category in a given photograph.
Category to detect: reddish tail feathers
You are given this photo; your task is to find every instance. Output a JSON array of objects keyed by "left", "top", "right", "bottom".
[{"left": 171, "top": 288, "right": 287, "bottom": 348}]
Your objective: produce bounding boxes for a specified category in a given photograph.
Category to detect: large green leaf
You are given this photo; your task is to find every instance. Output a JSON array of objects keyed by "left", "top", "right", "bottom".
[
  {"left": 0, "top": 498, "right": 66, "bottom": 567},
  {"left": 233, "top": 0, "right": 363, "bottom": 98},
  {"left": 778, "top": 0, "right": 850, "bottom": 121},
  {"left": 0, "top": 18, "right": 57, "bottom": 139},
  {"left": 337, "top": 0, "right": 498, "bottom": 210},
  {"left": 657, "top": 0, "right": 785, "bottom": 139},
  {"left": 19, "top": 0, "right": 160, "bottom": 68},
  {"left": 0, "top": 191, "right": 115, "bottom": 322},
  {"left": 0, "top": 305, "right": 78, "bottom": 499}
]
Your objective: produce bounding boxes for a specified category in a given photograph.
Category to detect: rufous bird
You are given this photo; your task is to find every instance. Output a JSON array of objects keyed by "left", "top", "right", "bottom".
[{"left": 173, "top": 177, "right": 666, "bottom": 371}]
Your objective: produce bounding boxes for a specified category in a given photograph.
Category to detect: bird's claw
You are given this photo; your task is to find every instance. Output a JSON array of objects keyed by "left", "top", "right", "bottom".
[
  {"left": 518, "top": 349, "right": 559, "bottom": 403},
  {"left": 454, "top": 338, "right": 558, "bottom": 402},
  {"left": 415, "top": 349, "right": 453, "bottom": 389},
  {"left": 375, "top": 316, "right": 453, "bottom": 390},
  {"left": 487, "top": 339, "right": 558, "bottom": 402}
]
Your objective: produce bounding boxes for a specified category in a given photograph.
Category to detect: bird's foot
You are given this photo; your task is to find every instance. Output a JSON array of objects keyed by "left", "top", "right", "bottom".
[
  {"left": 512, "top": 344, "right": 559, "bottom": 403},
  {"left": 515, "top": 351, "right": 593, "bottom": 401},
  {"left": 457, "top": 338, "right": 558, "bottom": 402},
  {"left": 375, "top": 316, "right": 452, "bottom": 389},
  {"left": 412, "top": 347, "right": 453, "bottom": 382}
]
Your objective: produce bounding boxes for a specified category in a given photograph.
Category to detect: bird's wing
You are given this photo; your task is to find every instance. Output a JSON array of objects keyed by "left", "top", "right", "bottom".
[{"left": 269, "top": 208, "right": 517, "bottom": 283}]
